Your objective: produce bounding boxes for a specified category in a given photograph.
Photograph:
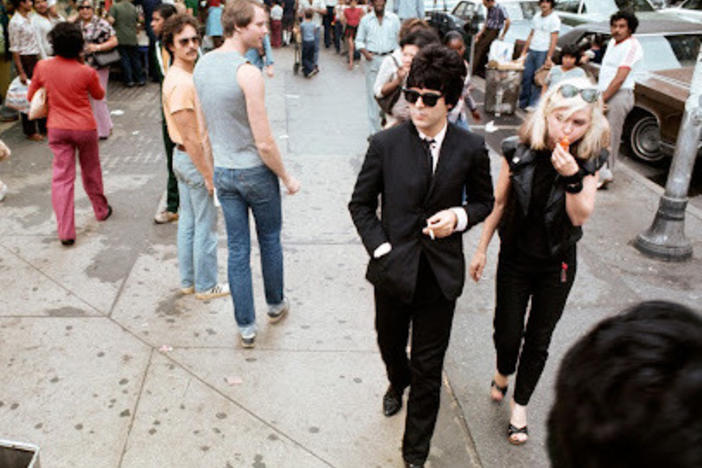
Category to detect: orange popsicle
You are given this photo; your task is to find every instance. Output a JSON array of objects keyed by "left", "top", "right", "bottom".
[{"left": 560, "top": 137, "right": 570, "bottom": 150}]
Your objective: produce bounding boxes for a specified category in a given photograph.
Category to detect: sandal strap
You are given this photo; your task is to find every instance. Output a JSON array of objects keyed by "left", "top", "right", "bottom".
[
  {"left": 507, "top": 423, "right": 528, "bottom": 436},
  {"left": 491, "top": 379, "right": 508, "bottom": 396}
]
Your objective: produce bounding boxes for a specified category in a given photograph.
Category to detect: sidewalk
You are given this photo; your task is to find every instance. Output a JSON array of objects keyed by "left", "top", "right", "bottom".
[{"left": 0, "top": 47, "right": 700, "bottom": 468}]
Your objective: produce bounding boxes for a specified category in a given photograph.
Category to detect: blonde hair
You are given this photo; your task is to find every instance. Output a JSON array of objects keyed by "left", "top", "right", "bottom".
[
  {"left": 222, "top": 0, "right": 263, "bottom": 38},
  {"left": 519, "top": 77, "right": 610, "bottom": 160}
]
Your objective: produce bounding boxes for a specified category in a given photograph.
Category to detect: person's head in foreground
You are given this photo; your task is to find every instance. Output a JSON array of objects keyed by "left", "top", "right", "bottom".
[{"left": 548, "top": 300, "right": 702, "bottom": 468}]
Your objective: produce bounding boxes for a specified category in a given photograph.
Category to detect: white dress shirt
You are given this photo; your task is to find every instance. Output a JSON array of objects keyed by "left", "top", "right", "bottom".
[{"left": 373, "top": 121, "right": 469, "bottom": 258}]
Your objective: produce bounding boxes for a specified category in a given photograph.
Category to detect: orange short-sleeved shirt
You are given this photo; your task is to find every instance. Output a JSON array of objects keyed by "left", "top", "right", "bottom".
[{"left": 162, "top": 65, "right": 206, "bottom": 146}]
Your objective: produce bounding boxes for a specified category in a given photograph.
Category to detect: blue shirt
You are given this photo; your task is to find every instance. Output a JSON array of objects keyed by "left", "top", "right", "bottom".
[
  {"left": 244, "top": 34, "right": 274, "bottom": 69},
  {"left": 393, "top": 0, "right": 423, "bottom": 20},
  {"left": 300, "top": 20, "right": 318, "bottom": 43},
  {"left": 355, "top": 11, "right": 400, "bottom": 55}
]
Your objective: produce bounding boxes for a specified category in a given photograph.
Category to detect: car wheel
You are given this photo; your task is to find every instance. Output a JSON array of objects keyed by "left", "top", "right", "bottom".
[{"left": 627, "top": 114, "right": 665, "bottom": 163}]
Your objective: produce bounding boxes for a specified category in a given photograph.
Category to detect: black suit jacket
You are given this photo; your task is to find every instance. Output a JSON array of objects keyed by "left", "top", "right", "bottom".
[{"left": 349, "top": 121, "right": 495, "bottom": 303}]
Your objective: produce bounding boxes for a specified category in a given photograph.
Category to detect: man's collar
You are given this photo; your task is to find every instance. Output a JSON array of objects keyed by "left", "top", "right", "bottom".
[{"left": 417, "top": 120, "right": 448, "bottom": 147}]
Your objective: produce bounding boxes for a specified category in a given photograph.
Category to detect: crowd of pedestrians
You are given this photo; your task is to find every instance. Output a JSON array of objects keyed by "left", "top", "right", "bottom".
[{"left": 0, "top": 1, "right": 685, "bottom": 467}]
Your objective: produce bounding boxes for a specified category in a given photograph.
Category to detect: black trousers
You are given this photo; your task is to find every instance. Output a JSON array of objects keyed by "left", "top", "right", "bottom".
[
  {"left": 493, "top": 248, "right": 576, "bottom": 405},
  {"left": 375, "top": 254, "right": 456, "bottom": 464},
  {"left": 19, "top": 54, "right": 46, "bottom": 136},
  {"left": 160, "top": 109, "right": 178, "bottom": 213}
]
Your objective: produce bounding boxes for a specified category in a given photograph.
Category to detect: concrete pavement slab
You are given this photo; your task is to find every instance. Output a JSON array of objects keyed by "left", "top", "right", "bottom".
[
  {"left": 119, "top": 353, "right": 329, "bottom": 468},
  {"left": 0, "top": 317, "right": 151, "bottom": 467},
  {"left": 0, "top": 243, "right": 102, "bottom": 317}
]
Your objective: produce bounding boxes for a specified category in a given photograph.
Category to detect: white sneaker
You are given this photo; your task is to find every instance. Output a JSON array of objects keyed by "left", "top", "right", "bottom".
[
  {"left": 267, "top": 298, "right": 289, "bottom": 323},
  {"left": 195, "top": 283, "right": 230, "bottom": 300},
  {"left": 0, "top": 181, "right": 7, "bottom": 202}
]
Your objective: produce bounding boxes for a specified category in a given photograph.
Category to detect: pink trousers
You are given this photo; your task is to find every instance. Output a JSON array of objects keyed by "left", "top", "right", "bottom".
[
  {"left": 48, "top": 128, "right": 110, "bottom": 241},
  {"left": 90, "top": 68, "right": 113, "bottom": 139}
]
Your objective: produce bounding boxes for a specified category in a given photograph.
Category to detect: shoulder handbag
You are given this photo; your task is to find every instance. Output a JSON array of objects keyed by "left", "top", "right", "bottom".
[
  {"left": 375, "top": 55, "right": 402, "bottom": 115},
  {"left": 28, "top": 87, "right": 47, "bottom": 120},
  {"left": 533, "top": 64, "right": 551, "bottom": 87},
  {"left": 93, "top": 48, "right": 120, "bottom": 68}
]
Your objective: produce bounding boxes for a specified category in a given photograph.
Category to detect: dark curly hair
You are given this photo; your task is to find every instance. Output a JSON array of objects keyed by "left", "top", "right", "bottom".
[
  {"left": 406, "top": 44, "right": 465, "bottom": 108},
  {"left": 49, "top": 22, "right": 85, "bottom": 59},
  {"left": 548, "top": 300, "right": 702, "bottom": 468},
  {"left": 610, "top": 10, "right": 639, "bottom": 34},
  {"left": 161, "top": 14, "right": 200, "bottom": 50}
]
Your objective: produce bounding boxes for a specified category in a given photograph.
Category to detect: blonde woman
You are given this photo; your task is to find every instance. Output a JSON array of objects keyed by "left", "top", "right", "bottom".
[{"left": 469, "top": 77, "right": 610, "bottom": 445}]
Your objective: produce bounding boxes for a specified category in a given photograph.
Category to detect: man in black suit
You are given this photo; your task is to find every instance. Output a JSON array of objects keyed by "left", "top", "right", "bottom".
[{"left": 348, "top": 44, "right": 495, "bottom": 467}]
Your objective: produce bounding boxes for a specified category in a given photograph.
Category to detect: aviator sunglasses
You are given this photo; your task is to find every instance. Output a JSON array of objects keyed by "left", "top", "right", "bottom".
[
  {"left": 403, "top": 88, "right": 443, "bottom": 107},
  {"left": 558, "top": 84, "right": 600, "bottom": 103},
  {"left": 178, "top": 36, "right": 201, "bottom": 47}
]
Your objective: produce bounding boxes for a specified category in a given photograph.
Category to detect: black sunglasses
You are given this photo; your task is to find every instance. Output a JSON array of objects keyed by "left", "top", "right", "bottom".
[
  {"left": 403, "top": 88, "right": 443, "bottom": 107},
  {"left": 78, "top": 5, "right": 92, "bottom": 9},
  {"left": 559, "top": 84, "right": 600, "bottom": 103},
  {"left": 177, "top": 36, "right": 201, "bottom": 46}
]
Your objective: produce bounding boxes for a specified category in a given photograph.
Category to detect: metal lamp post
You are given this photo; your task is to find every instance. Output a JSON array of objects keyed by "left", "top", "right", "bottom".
[{"left": 634, "top": 48, "right": 702, "bottom": 261}]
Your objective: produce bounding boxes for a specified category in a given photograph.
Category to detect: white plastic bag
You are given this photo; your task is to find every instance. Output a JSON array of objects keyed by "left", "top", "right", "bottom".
[
  {"left": 488, "top": 40, "right": 515, "bottom": 64},
  {"left": 5, "top": 77, "right": 30, "bottom": 113}
]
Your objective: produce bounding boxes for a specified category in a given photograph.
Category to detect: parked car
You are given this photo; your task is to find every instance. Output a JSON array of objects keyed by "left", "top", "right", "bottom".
[
  {"left": 554, "top": 0, "right": 669, "bottom": 28},
  {"left": 424, "top": 0, "right": 461, "bottom": 14},
  {"left": 661, "top": 0, "right": 702, "bottom": 23},
  {"left": 557, "top": 20, "right": 702, "bottom": 162},
  {"left": 427, "top": 0, "right": 544, "bottom": 53}
]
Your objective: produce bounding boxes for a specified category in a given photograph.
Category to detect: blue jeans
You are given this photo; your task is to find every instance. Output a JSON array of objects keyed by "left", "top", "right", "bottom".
[
  {"left": 519, "top": 49, "right": 547, "bottom": 109},
  {"left": 302, "top": 40, "right": 316, "bottom": 75},
  {"left": 214, "top": 165, "right": 285, "bottom": 336},
  {"left": 172, "top": 148, "right": 218, "bottom": 292}
]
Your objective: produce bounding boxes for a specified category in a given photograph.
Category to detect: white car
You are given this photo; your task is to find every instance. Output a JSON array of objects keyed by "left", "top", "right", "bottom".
[{"left": 661, "top": 0, "right": 702, "bottom": 23}]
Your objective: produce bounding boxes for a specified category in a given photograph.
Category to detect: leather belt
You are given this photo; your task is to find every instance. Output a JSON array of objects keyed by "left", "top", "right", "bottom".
[{"left": 369, "top": 50, "right": 393, "bottom": 56}]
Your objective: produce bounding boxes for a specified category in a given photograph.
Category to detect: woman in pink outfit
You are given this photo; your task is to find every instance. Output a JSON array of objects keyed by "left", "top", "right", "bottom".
[{"left": 28, "top": 22, "right": 112, "bottom": 246}]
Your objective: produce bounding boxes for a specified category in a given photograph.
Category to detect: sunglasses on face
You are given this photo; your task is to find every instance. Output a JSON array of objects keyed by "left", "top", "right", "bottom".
[
  {"left": 558, "top": 84, "right": 600, "bottom": 103},
  {"left": 403, "top": 88, "right": 443, "bottom": 107},
  {"left": 177, "top": 36, "right": 201, "bottom": 47},
  {"left": 78, "top": 5, "right": 92, "bottom": 9}
]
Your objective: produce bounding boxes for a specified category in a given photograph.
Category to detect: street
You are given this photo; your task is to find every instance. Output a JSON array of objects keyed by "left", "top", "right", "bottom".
[{"left": 0, "top": 45, "right": 700, "bottom": 468}]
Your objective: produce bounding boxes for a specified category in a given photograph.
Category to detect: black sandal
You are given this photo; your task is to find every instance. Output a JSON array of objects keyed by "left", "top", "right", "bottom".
[
  {"left": 507, "top": 423, "right": 529, "bottom": 445},
  {"left": 490, "top": 379, "right": 508, "bottom": 402}
]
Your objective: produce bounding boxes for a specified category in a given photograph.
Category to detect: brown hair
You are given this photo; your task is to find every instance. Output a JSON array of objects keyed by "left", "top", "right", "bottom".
[
  {"left": 399, "top": 18, "right": 430, "bottom": 41},
  {"left": 222, "top": 0, "right": 263, "bottom": 38},
  {"left": 161, "top": 14, "right": 200, "bottom": 49}
]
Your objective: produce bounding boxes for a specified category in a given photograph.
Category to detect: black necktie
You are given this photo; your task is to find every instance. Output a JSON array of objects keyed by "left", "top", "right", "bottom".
[{"left": 422, "top": 138, "right": 436, "bottom": 176}]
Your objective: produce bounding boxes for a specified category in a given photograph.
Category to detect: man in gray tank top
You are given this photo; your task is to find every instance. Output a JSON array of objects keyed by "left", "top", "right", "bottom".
[{"left": 193, "top": 0, "right": 300, "bottom": 349}]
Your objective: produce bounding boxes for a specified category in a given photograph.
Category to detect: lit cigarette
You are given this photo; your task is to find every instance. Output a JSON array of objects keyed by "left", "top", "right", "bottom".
[{"left": 427, "top": 222, "right": 435, "bottom": 240}]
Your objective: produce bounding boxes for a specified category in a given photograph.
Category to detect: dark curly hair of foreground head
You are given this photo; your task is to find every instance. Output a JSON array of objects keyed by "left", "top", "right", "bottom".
[
  {"left": 406, "top": 44, "right": 465, "bottom": 109},
  {"left": 49, "top": 22, "right": 85, "bottom": 59},
  {"left": 548, "top": 300, "right": 702, "bottom": 468}
]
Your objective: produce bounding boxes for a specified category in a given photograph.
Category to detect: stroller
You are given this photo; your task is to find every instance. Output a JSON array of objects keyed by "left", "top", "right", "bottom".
[{"left": 292, "top": 22, "right": 302, "bottom": 75}]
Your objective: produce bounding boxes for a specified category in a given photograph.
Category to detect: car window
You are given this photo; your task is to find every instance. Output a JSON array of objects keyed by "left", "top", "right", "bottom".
[
  {"left": 581, "top": 0, "right": 618, "bottom": 14},
  {"left": 558, "top": 0, "right": 581, "bottom": 13},
  {"left": 614, "top": 0, "right": 654, "bottom": 11},
  {"left": 682, "top": 0, "right": 702, "bottom": 9},
  {"left": 453, "top": 1, "right": 467, "bottom": 17},
  {"left": 637, "top": 35, "right": 701, "bottom": 72},
  {"left": 520, "top": 1, "right": 540, "bottom": 19}
]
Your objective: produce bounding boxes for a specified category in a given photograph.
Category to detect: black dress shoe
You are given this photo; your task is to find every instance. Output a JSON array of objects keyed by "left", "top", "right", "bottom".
[
  {"left": 404, "top": 463, "right": 424, "bottom": 468},
  {"left": 383, "top": 385, "right": 403, "bottom": 417}
]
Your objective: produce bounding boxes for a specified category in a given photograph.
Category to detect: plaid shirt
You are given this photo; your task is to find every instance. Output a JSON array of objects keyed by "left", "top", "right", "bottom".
[
  {"left": 485, "top": 4, "right": 508, "bottom": 30},
  {"left": 80, "top": 16, "right": 115, "bottom": 68}
]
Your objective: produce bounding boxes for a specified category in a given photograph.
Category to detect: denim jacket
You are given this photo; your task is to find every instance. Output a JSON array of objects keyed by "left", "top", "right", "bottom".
[{"left": 499, "top": 136, "right": 608, "bottom": 258}]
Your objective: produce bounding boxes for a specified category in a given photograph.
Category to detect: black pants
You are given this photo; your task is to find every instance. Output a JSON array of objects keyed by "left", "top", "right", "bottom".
[
  {"left": 323, "top": 6, "right": 334, "bottom": 48},
  {"left": 118, "top": 45, "right": 144, "bottom": 84},
  {"left": 19, "top": 55, "right": 47, "bottom": 136},
  {"left": 493, "top": 249, "right": 576, "bottom": 405},
  {"left": 375, "top": 254, "right": 456, "bottom": 464},
  {"left": 160, "top": 110, "right": 178, "bottom": 213}
]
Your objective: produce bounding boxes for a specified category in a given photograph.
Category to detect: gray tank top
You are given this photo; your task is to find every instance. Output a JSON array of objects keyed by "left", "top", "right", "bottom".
[{"left": 193, "top": 50, "right": 263, "bottom": 169}]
